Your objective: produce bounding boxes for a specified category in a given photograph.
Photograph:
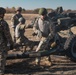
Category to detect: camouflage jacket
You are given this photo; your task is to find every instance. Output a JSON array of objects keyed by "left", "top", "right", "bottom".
[
  {"left": 0, "top": 19, "right": 13, "bottom": 46},
  {"left": 15, "top": 23, "right": 25, "bottom": 38},
  {"left": 11, "top": 13, "right": 23, "bottom": 28},
  {"left": 33, "top": 16, "right": 56, "bottom": 38}
]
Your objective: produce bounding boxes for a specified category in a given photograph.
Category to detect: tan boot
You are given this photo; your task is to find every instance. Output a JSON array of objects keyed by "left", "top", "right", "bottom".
[{"left": 40, "top": 56, "right": 52, "bottom": 66}]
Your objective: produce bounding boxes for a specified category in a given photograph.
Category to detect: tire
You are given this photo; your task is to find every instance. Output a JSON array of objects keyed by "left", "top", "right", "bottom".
[{"left": 64, "top": 34, "right": 76, "bottom": 61}]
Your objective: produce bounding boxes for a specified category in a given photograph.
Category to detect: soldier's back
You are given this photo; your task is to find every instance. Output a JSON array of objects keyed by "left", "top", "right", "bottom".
[{"left": 11, "top": 13, "right": 23, "bottom": 26}]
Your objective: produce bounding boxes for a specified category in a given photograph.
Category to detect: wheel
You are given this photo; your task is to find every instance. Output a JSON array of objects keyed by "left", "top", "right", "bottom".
[{"left": 64, "top": 35, "right": 76, "bottom": 61}]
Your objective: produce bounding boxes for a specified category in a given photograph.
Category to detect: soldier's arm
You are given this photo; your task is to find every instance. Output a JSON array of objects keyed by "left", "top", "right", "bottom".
[
  {"left": 15, "top": 24, "right": 20, "bottom": 38},
  {"left": 3, "top": 21, "right": 13, "bottom": 44},
  {"left": 33, "top": 18, "right": 39, "bottom": 34},
  {"left": 11, "top": 15, "right": 15, "bottom": 28}
]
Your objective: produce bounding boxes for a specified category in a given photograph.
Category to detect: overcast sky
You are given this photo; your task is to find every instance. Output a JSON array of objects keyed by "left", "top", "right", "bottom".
[{"left": 0, "top": 0, "right": 76, "bottom": 10}]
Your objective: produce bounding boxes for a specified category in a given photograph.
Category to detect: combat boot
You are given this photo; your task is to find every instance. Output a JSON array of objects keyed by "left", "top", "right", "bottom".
[{"left": 40, "top": 56, "right": 52, "bottom": 66}]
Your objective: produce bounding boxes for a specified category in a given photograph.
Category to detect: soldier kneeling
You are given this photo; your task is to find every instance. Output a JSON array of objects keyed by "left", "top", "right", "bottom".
[{"left": 15, "top": 17, "right": 27, "bottom": 51}]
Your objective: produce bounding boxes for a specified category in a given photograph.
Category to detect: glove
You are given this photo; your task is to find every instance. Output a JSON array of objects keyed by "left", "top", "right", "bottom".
[
  {"left": 48, "top": 33, "right": 52, "bottom": 37},
  {"left": 51, "top": 42, "right": 57, "bottom": 48},
  {"left": 16, "top": 37, "right": 21, "bottom": 44}
]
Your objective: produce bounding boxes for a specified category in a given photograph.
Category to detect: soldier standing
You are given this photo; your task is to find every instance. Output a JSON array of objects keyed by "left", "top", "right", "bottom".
[
  {"left": 56, "top": 6, "right": 63, "bottom": 14},
  {"left": 11, "top": 7, "right": 23, "bottom": 44},
  {"left": 0, "top": 7, "right": 13, "bottom": 75},
  {"left": 33, "top": 8, "right": 56, "bottom": 66}
]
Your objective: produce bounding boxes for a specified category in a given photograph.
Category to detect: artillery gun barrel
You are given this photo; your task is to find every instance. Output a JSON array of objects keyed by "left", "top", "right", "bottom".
[
  {"left": 7, "top": 49, "right": 57, "bottom": 60},
  {"left": 57, "top": 17, "right": 76, "bottom": 28}
]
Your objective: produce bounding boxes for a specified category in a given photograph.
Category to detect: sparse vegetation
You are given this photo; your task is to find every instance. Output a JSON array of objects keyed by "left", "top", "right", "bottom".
[{"left": 5, "top": 7, "right": 76, "bottom": 14}]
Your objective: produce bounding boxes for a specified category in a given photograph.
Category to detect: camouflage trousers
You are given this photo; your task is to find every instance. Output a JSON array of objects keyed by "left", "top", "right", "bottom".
[
  {"left": 0, "top": 49, "right": 7, "bottom": 75},
  {"left": 10, "top": 28, "right": 16, "bottom": 44},
  {"left": 35, "top": 37, "right": 52, "bottom": 66}
]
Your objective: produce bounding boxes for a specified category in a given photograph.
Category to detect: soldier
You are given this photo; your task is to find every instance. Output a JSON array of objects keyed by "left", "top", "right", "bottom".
[
  {"left": 56, "top": 6, "right": 63, "bottom": 14},
  {"left": 33, "top": 8, "right": 56, "bottom": 66},
  {"left": 15, "top": 17, "right": 26, "bottom": 45},
  {"left": 11, "top": 7, "right": 24, "bottom": 44},
  {"left": 55, "top": 6, "right": 65, "bottom": 19},
  {"left": 0, "top": 7, "right": 13, "bottom": 75}
]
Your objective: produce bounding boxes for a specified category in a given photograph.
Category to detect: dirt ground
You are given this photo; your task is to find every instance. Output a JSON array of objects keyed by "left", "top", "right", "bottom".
[{"left": 4, "top": 14, "right": 76, "bottom": 75}]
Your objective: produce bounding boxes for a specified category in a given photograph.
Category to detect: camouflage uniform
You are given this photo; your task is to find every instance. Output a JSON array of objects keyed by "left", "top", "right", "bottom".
[
  {"left": 15, "top": 23, "right": 26, "bottom": 45},
  {"left": 11, "top": 13, "right": 23, "bottom": 28},
  {"left": 33, "top": 16, "right": 56, "bottom": 51},
  {"left": 11, "top": 7, "right": 23, "bottom": 43},
  {"left": 33, "top": 8, "right": 56, "bottom": 65},
  {"left": 0, "top": 7, "right": 13, "bottom": 75}
]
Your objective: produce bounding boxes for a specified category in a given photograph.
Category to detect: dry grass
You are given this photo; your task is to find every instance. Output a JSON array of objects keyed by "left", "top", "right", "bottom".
[{"left": 5, "top": 14, "right": 38, "bottom": 20}]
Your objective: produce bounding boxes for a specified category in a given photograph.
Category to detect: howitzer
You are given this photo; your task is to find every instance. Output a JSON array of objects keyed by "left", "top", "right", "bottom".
[
  {"left": 7, "top": 16, "right": 76, "bottom": 60},
  {"left": 66, "top": 12, "right": 76, "bottom": 18},
  {"left": 7, "top": 34, "right": 76, "bottom": 62},
  {"left": 3, "top": 13, "right": 76, "bottom": 75},
  {"left": 57, "top": 17, "right": 76, "bottom": 29},
  {"left": 7, "top": 49, "right": 57, "bottom": 60}
]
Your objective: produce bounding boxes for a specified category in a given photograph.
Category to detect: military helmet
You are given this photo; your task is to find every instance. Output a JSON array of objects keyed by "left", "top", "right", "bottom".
[
  {"left": 39, "top": 8, "right": 47, "bottom": 15},
  {"left": 0, "top": 7, "right": 6, "bottom": 14},
  {"left": 19, "top": 17, "right": 26, "bottom": 24},
  {"left": 16, "top": 7, "right": 22, "bottom": 11}
]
